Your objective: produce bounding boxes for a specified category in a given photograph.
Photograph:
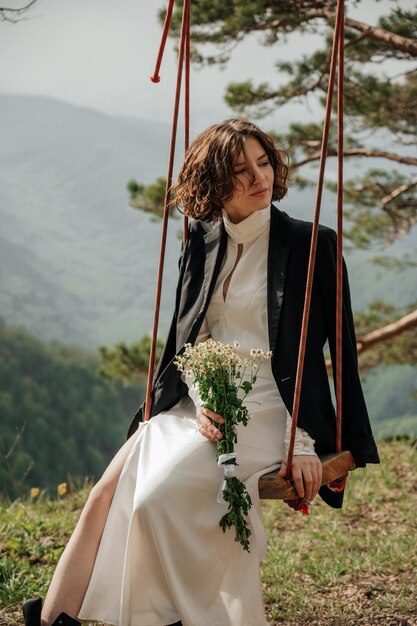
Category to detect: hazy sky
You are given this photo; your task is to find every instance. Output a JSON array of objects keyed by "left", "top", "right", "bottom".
[{"left": 1, "top": 0, "right": 414, "bottom": 133}]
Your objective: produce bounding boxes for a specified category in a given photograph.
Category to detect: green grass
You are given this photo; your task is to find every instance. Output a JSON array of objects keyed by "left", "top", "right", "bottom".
[
  {"left": 261, "top": 440, "right": 417, "bottom": 625},
  {"left": 1, "top": 441, "right": 416, "bottom": 626}
]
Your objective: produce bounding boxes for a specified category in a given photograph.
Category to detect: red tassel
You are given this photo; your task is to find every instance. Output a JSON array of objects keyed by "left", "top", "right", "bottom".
[
  {"left": 149, "top": 0, "right": 175, "bottom": 86},
  {"left": 284, "top": 498, "right": 310, "bottom": 515},
  {"left": 327, "top": 475, "right": 347, "bottom": 493}
]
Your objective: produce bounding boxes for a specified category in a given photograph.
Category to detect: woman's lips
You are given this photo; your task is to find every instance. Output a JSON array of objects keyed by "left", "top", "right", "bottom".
[{"left": 250, "top": 188, "right": 269, "bottom": 197}]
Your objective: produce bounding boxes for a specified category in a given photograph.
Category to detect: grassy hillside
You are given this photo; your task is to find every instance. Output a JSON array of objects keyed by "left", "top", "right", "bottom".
[{"left": 0, "top": 441, "right": 416, "bottom": 626}]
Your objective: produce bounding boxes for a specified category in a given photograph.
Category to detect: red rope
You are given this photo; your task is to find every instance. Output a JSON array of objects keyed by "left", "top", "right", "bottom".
[
  {"left": 144, "top": 0, "right": 190, "bottom": 421},
  {"left": 183, "top": 0, "right": 190, "bottom": 243},
  {"left": 286, "top": 0, "right": 345, "bottom": 478},
  {"left": 335, "top": 5, "right": 345, "bottom": 452},
  {"left": 145, "top": 1, "right": 346, "bottom": 470},
  {"left": 150, "top": 0, "right": 175, "bottom": 83}
]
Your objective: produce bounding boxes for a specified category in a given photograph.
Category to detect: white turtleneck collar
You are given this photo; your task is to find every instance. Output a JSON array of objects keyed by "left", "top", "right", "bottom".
[{"left": 222, "top": 205, "right": 270, "bottom": 244}]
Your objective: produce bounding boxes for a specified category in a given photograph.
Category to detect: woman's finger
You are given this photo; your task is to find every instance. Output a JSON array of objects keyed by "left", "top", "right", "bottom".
[
  {"left": 302, "top": 468, "right": 314, "bottom": 501},
  {"left": 196, "top": 408, "right": 223, "bottom": 440},
  {"left": 291, "top": 465, "right": 305, "bottom": 499},
  {"left": 278, "top": 460, "right": 287, "bottom": 478},
  {"left": 311, "top": 463, "right": 318, "bottom": 499},
  {"left": 203, "top": 407, "right": 224, "bottom": 424},
  {"left": 314, "top": 459, "right": 323, "bottom": 498},
  {"left": 203, "top": 426, "right": 222, "bottom": 441},
  {"left": 290, "top": 456, "right": 323, "bottom": 501}
]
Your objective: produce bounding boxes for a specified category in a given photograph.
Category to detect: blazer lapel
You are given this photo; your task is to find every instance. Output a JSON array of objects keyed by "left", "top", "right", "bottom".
[
  {"left": 267, "top": 205, "right": 289, "bottom": 356},
  {"left": 177, "top": 221, "right": 227, "bottom": 350},
  {"left": 202, "top": 223, "right": 227, "bottom": 307}
]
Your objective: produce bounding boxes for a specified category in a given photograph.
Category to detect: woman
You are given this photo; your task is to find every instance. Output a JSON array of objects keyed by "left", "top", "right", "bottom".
[{"left": 23, "top": 119, "right": 379, "bottom": 626}]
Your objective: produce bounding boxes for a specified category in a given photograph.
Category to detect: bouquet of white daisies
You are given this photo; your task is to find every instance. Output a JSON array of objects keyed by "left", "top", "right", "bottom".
[{"left": 175, "top": 339, "right": 271, "bottom": 552}]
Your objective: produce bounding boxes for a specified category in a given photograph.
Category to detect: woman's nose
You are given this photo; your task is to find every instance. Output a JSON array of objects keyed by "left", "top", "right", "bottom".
[{"left": 252, "top": 165, "right": 266, "bottom": 183}]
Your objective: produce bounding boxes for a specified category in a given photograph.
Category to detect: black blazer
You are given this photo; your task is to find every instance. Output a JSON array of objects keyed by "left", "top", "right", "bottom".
[{"left": 128, "top": 204, "right": 380, "bottom": 507}]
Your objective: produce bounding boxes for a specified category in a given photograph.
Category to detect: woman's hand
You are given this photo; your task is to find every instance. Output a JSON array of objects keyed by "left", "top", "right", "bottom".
[
  {"left": 278, "top": 455, "right": 322, "bottom": 502},
  {"left": 196, "top": 407, "right": 224, "bottom": 442}
]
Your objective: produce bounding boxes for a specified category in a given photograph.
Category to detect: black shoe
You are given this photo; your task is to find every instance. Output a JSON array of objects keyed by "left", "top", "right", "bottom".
[
  {"left": 23, "top": 598, "right": 42, "bottom": 626},
  {"left": 23, "top": 597, "right": 81, "bottom": 626}
]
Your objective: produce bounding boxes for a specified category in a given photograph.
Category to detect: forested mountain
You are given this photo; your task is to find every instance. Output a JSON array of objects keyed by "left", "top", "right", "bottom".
[{"left": 0, "top": 317, "right": 142, "bottom": 498}]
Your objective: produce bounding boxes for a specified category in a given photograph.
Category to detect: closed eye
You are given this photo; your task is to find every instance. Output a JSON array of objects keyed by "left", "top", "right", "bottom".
[{"left": 234, "top": 161, "right": 270, "bottom": 175}]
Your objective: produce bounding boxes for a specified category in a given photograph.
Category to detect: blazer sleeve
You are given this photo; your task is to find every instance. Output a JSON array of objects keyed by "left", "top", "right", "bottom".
[
  {"left": 316, "top": 228, "right": 379, "bottom": 467},
  {"left": 127, "top": 236, "right": 190, "bottom": 439}
]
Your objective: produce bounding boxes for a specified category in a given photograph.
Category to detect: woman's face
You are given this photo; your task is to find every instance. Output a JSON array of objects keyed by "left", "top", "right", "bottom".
[{"left": 223, "top": 136, "right": 274, "bottom": 224}]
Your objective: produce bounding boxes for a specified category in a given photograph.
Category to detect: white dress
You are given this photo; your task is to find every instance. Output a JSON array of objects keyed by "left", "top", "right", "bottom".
[{"left": 78, "top": 206, "right": 314, "bottom": 626}]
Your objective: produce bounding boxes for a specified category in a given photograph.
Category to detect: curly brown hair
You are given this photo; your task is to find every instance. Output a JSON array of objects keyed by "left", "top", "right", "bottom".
[{"left": 174, "top": 118, "right": 289, "bottom": 222}]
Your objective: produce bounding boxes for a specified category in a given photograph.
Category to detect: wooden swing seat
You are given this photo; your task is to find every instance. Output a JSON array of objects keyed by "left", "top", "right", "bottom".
[{"left": 259, "top": 450, "right": 355, "bottom": 500}]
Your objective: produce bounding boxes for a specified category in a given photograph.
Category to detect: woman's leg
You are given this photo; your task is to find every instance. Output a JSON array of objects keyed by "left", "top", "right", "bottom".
[{"left": 40, "top": 429, "right": 142, "bottom": 626}]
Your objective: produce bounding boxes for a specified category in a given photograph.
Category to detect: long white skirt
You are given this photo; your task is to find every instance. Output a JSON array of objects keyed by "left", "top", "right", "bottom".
[{"left": 78, "top": 374, "right": 287, "bottom": 626}]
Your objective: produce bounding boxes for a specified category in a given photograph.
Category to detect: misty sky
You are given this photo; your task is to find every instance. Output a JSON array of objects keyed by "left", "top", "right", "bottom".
[{"left": 0, "top": 0, "right": 414, "bottom": 134}]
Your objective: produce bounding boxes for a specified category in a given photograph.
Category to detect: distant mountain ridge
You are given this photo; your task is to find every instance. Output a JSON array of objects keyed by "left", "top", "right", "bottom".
[{"left": 0, "top": 93, "right": 182, "bottom": 349}]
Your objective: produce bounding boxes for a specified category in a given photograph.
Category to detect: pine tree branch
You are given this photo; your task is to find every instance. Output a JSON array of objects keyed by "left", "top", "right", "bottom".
[
  {"left": 325, "top": 309, "right": 417, "bottom": 369},
  {"left": 356, "top": 309, "right": 417, "bottom": 354},
  {"left": 292, "top": 149, "right": 417, "bottom": 169},
  {"left": 344, "top": 14, "right": 417, "bottom": 58},
  {"left": 381, "top": 179, "right": 417, "bottom": 208},
  {"left": 0, "top": 0, "right": 38, "bottom": 22},
  {"left": 192, "top": 7, "right": 417, "bottom": 58},
  {"left": 344, "top": 31, "right": 372, "bottom": 50},
  {"left": 311, "top": 10, "right": 417, "bottom": 57},
  {"left": 0, "top": 0, "right": 37, "bottom": 11}
]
